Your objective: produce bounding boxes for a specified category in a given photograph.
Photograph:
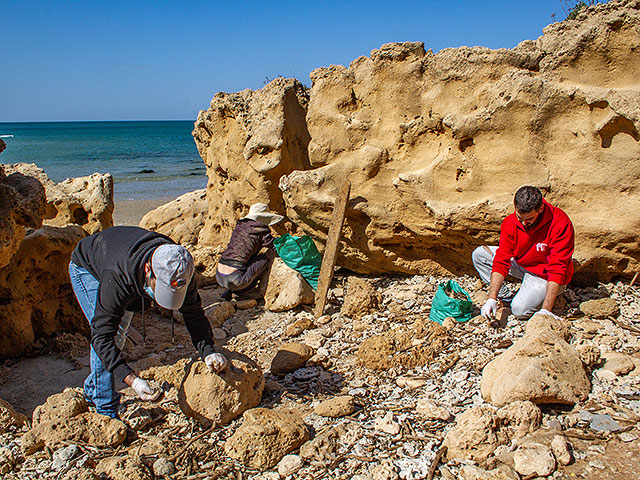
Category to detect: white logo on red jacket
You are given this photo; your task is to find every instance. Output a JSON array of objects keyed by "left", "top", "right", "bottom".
[{"left": 536, "top": 242, "right": 548, "bottom": 252}]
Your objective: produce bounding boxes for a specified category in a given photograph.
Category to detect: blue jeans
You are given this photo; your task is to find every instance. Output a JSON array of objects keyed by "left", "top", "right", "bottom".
[{"left": 68, "top": 262, "right": 121, "bottom": 418}]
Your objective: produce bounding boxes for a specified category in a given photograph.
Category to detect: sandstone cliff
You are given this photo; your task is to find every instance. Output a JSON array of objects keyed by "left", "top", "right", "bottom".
[{"left": 193, "top": 0, "right": 640, "bottom": 282}]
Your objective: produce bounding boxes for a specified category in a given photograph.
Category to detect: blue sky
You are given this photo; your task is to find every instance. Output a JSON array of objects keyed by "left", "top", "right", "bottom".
[{"left": 2, "top": 0, "right": 571, "bottom": 122}]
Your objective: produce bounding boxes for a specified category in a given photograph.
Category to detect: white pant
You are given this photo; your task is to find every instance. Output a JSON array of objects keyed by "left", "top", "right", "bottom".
[{"left": 472, "top": 246, "right": 552, "bottom": 319}]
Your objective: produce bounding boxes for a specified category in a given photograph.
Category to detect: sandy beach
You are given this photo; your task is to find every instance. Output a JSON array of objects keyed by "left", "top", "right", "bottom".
[{"left": 113, "top": 197, "right": 175, "bottom": 227}]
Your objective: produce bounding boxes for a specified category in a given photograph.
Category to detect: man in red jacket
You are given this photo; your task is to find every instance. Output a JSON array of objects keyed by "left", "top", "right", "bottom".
[{"left": 472, "top": 186, "right": 575, "bottom": 320}]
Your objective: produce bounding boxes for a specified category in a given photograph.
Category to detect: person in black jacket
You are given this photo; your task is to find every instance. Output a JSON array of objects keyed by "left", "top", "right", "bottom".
[
  {"left": 69, "top": 226, "right": 227, "bottom": 419},
  {"left": 216, "top": 203, "right": 283, "bottom": 300}
]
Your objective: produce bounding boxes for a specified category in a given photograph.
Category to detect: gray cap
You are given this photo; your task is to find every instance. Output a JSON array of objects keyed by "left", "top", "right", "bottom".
[{"left": 151, "top": 244, "right": 194, "bottom": 310}]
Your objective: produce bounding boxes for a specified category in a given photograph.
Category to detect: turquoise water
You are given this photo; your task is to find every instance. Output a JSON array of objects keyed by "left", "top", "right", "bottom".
[{"left": 0, "top": 121, "right": 207, "bottom": 201}]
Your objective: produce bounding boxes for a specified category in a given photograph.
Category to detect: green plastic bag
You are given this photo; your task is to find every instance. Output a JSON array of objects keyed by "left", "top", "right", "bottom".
[
  {"left": 429, "top": 280, "right": 473, "bottom": 324},
  {"left": 273, "top": 234, "right": 322, "bottom": 290}
]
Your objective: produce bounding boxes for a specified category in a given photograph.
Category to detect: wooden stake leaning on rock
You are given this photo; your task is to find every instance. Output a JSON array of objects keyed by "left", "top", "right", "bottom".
[{"left": 314, "top": 179, "right": 351, "bottom": 319}]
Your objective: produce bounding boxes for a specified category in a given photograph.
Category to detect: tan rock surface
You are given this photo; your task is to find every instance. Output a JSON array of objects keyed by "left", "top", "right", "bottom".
[
  {"left": 95, "top": 455, "right": 152, "bottom": 480},
  {"left": 270, "top": 342, "right": 315, "bottom": 375},
  {"left": 32, "top": 387, "right": 88, "bottom": 426},
  {"left": 264, "top": 257, "right": 315, "bottom": 312},
  {"left": 0, "top": 398, "right": 27, "bottom": 432},
  {"left": 313, "top": 395, "right": 355, "bottom": 418},
  {"left": 340, "top": 277, "right": 381, "bottom": 320},
  {"left": 4, "top": 163, "right": 113, "bottom": 234},
  {"left": 194, "top": 1, "right": 640, "bottom": 282},
  {"left": 139, "top": 189, "right": 207, "bottom": 245},
  {"left": 579, "top": 297, "right": 620, "bottom": 318},
  {"left": 21, "top": 412, "right": 126, "bottom": 455},
  {"left": 0, "top": 225, "right": 88, "bottom": 360},
  {"left": 193, "top": 78, "right": 311, "bottom": 250},
  {"left": 178, "top": 353, "right": 264, "bottom": 427},
  {"left": 481, "top": 315, "right": 591, "bottom": 406},
  {"left": 224, "top": 407, "right": 309, "bottom": 469}
]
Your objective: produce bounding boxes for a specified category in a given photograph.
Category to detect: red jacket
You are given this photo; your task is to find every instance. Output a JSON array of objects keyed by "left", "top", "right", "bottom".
[{"left": 493, "top": 200, "right": 574, "bottom": 285}]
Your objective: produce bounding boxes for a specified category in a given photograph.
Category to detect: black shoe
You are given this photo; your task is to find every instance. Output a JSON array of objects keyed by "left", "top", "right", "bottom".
[{"left": 221, "top": 289, "right": 232, "bottom": 301}]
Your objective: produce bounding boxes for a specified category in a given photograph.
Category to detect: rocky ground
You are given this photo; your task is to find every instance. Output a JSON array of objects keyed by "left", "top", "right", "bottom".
[{"left": 1, "top": 271, "right": 640, "bottom": 480}]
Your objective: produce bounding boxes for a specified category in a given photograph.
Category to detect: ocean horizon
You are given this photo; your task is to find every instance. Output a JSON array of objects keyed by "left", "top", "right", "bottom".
[{"left": 0, "top": 120, "right": 207, "bottom": 201}]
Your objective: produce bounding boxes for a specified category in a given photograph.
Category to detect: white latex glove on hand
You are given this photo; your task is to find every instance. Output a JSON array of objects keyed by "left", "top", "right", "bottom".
[
  {"left": 131, "top": 377, "right": 161, "bottom": 401},
  {"left": 536, "top": 308, "right": 561, "bottom": 320},
  {"left": 481, "top": 298, "right": 498, "bottom": 319},
  {"left": 205, "top": 353, "right": 228, "bottom": 373}
]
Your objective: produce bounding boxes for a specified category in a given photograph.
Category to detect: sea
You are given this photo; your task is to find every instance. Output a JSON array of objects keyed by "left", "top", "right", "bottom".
[{"left": 0, "top": 121, "right": 207, "bottom": 201}]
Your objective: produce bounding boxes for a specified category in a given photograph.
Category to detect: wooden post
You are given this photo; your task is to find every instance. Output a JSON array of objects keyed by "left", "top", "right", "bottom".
[{"left": 314, "top": 180, "right": 351, "bottom": 319}]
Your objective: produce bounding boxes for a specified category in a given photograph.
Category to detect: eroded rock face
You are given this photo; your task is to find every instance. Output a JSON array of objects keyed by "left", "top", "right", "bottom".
[
  {"left": 264, "top": 257, "right": 315, "bottom": 312},
  {"left": 193, "top": 78, "right": 311, "bottom": 250},
  {"left": 340, "top": 277, "right": 381, "bottom": 320},
  {"left": 0, "top": 398, "right": 27, "bottom": 433},
  {"left": 21, "top": 412, "right": 126, "bottom": 455},
  {"left": 0, "top": 164, "right": 46, "bottom": 269},
  {"left": 196, "top": 1, "right": 640, "bottom": 281},
  {"left": 0, "top": 225, "right": 88, "bottom": 360},
  {"left": 32, "top": 388, "right": 88, "bottom": 426},
  {"left": 4, "top": 164, "right": 113, "bottom": 235},
  {"left": 178, "top": 354, "right": 265, "bottom": 427},
  {"left": 224, "top": 407, "right": 309, "bottom": 469},
  {"left": 481, "top": 314, "right": 591, "bottom": 406},
  {"left": 139, "top": 189, "right": 207, "bottom": 246}
]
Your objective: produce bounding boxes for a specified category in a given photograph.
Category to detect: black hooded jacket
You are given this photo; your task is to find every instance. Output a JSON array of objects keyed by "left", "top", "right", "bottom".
[{"left": 71, "top": 226, "right": 214, "bottom": 381}]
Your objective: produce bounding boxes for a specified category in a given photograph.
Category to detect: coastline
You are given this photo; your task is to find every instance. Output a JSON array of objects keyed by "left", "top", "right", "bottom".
[{"left": 113, "top": 198, "right": 174, "bottom": 226}]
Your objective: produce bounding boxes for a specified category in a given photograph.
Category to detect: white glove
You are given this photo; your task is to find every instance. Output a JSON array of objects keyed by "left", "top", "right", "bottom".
[
  {"left": 131, "top": 376, "right": 161, "bottom": 401},
  {"left": 205, "top": 353, "right": 228, "bottom": 373},
  {"left": 536, "top": 308, "right": 561, "bottom": 320},
  {"left": 481, "top": 298, "right": 498, "bottom": 319}
]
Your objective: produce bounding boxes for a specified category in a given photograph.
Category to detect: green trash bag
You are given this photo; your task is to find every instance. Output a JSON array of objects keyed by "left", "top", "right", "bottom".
[
  {"left": 429, "top": 280, "right": 473, "bottom": 324},
  {"left": 273, "top": 234, "right": 322, "bottom": 290}
]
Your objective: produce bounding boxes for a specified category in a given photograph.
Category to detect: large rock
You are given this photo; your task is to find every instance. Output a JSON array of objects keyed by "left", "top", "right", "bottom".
[
  {"left": 0, "top": 164, "right": 46, "bottom": 269},
  {"left": 481, "top": 314, "right": 591, "bottom": 406},
  {"left": 193, "top": 78, "right": 312, "bottom": 249},
  {"left": 178, "top": 353, "right": 265, "bottom": 427},
  {"left": 264, "top": 257, "right": 315, "bottom": 312},
  {"left": 96, "top": 456, "right": 152, "bottom": 480},
  {"left": 0, "top": 398, "right": 27, "bottom": 432},
  {"left": 340, "top": 277, "right": 381, "bottom": 320},
  {"left": 224, "top": 407, "right": 309, "bottom": 469},
  {"left": 270, "top": 342, "right": 315, "bottom": 375},
  {"left": 4, "top": 163, "right": 113, "bottom": 234},
  {"left": 196, "top": 1, "right": 640, "bottom": 282},
  {"left": 579, "top": 297, "right": 620, "bottom": 318},
  {"left": 443, "top": 401, "right": 541, "bottom": 463},
  {"left": 32, "top": 388, "right": 88, "bottom": 426},
  {"left": 139, "top": 189, "right": 207, "bottom": 245},
  {"left": 0, "top": 225, "right": 88, "bottom": 359},
  {"left": 21, "top": 412, "right": 126, "bottom": 455}
]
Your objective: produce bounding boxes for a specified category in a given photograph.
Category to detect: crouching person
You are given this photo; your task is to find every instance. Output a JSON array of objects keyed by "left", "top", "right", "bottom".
[
  {"left": 69, "top": 226, "right": 227, "bottom": 419},
  {"left": 472, "top": 185, "right": 575, "bottom": 320},
  {"left": 216, "top": 203, "right": 283, "bottom": 300}
]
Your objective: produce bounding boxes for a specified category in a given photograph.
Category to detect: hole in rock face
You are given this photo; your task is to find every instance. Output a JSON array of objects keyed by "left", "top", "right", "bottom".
[
  {"left": 459, "top": 138, "right": 474, "bottom": 152},
  {"left": 72, "top": 207, "right": 89, "bottom": 225},
  {"left": 456, "top": 168, "right": 466, "bottom": 181},
  {"left": 598, "top": 116, "right": 639, "bottom": 148}
]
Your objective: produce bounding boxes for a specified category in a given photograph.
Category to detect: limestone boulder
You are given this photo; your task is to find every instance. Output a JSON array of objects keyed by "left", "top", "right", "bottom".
[
  {"left": 193, "top": 78, "right": 312, "bottom": 250},
  {"left": 270, "top": 342, "right": 315, "bottom": 375},
  {"left": 579, "top": 297, "right": 620, "bottom": 318},
  {"left": 0, "top": 164, "right": 46, "bottom": 269},
  {"left": 32, "top": 388, "right": 88, "bottom": 426},
  {"left": 195, "top": 1, "right": 640, "bottom": 282},
  {"left": 340, "top": 277, "right": 381, "bottom": 320},
  {"left": 205, "top": 301, "right": 236, "bottom": 328},
  {"left": 313, "top": 395, "right": 355, "bottom": 418},
  {"left": 224, "top": 407, "right": 309, "bottom": 469},
  {"left": 481, "top": 314, "right": 591, "bottom": 406},
  {"left": 21, "top": 412, "right": 126, "bottom": 455},
  {"left": 0, "top": 398, "right": 27, "bottom": 432},
  {"left": 513, "top": 443, "right": 556, "bottom": 479},
  {"left": 600, "top": 351, "right": 636, "bottom": 376},
  {"left": 0, "top": 225, "right": 88, "bottom": 360},
  {"left": 264, "top": 257, "right": 315, "bottom": 312},
  {"left": 139, "top": 189, "right": 207, "bottom": 245},
  {"left": 96, "top": 456, "right": 152, "bottom": 480},
  {"left": 4, "top": 163, "right": 113, "bottom": 234},
  {"left": 178, "top": 353, "right": 265, "bottom": 427}
]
